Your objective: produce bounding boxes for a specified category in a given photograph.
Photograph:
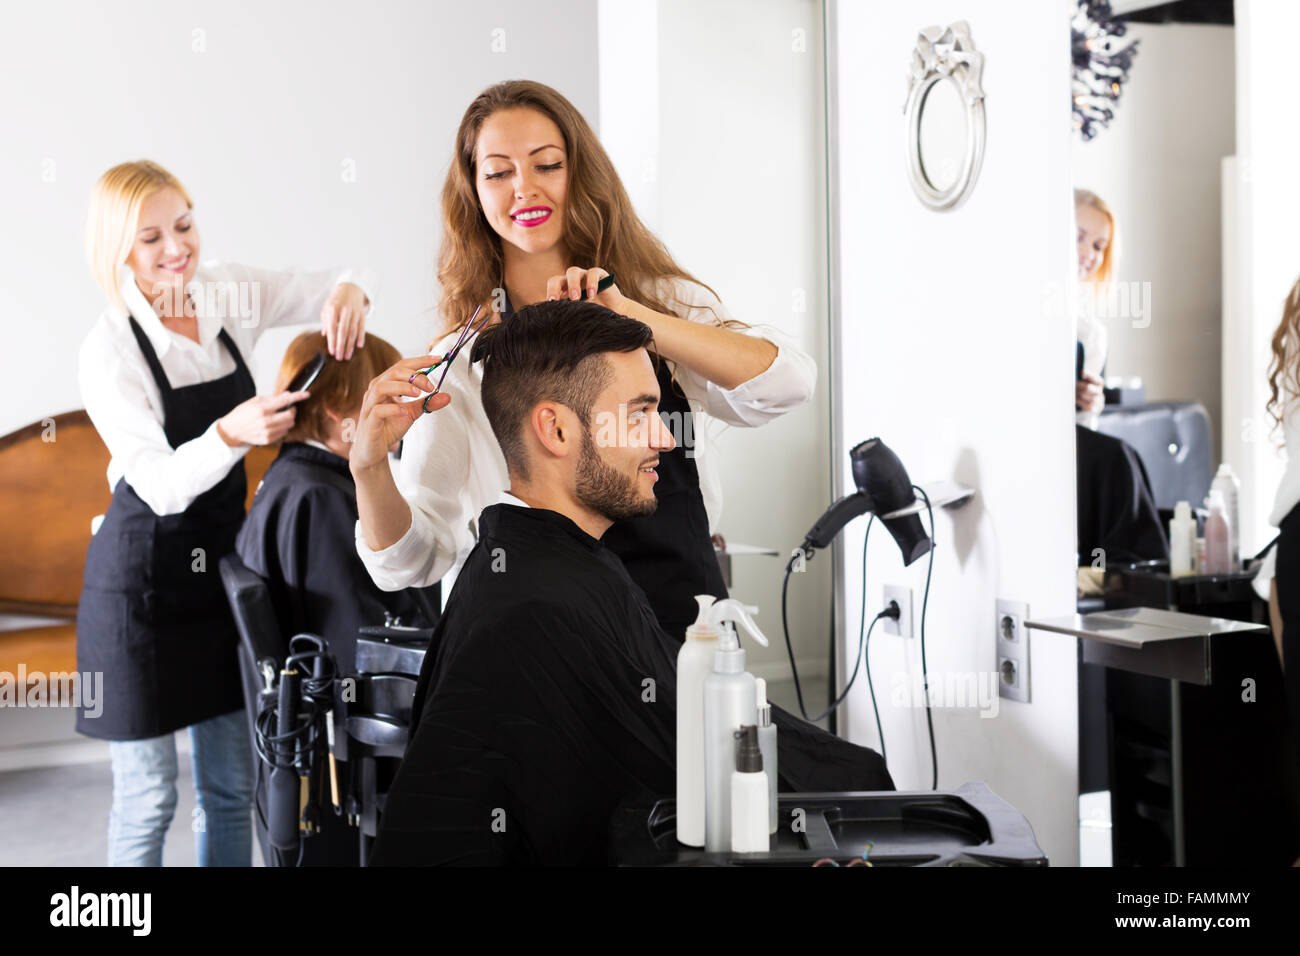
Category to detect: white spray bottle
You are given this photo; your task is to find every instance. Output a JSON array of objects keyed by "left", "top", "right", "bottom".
[
  {"left": 676, "top": 595, "right": 721, "bottom": 847},
  {"left": 701, "top": 599, "right": 769, "bottom": 853}
]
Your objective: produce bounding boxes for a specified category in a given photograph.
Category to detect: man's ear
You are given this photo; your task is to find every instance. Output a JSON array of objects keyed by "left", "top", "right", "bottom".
[{"left": 529, "top": 401, "right": 575, "bottom": 460}]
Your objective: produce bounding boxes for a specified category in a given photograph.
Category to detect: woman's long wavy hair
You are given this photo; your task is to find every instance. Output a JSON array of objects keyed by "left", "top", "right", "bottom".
[
  {"left": 435, "top": 80, "right": 733, "bottom": 343},
  {"left": 1267, "top": 275, "right": 1300, "bottom": 443}
]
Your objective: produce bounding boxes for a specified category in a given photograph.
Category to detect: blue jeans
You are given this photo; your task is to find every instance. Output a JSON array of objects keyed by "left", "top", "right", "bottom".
[{"left": 107, "top": 709, "right": 254, "bottom": 866}]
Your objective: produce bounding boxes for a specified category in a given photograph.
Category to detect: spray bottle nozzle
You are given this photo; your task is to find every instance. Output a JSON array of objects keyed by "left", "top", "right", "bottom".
[
  {"left": 706, "top": 597, "right": 769, "bottom": 649},
  {"left": 690, "top": 595, "right": 718, "bottom": 626}
]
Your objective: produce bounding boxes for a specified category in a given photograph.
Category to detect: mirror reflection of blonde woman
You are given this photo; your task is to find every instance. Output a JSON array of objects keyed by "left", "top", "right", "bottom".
[{"left": 1075, "top": 188, "right": 1117, "bottom": 427}]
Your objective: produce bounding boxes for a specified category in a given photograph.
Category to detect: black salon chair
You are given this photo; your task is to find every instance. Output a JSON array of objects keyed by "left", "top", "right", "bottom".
[
  {"left": 218, "top": 553, "right": 289, "bottom": 866},
  {"left": 1097, "top": 400, "right": 1213, "bottom": 514},
  {"left": 219, "top": 553, "right": 421, "bottom": 866},
  {"left": 344, "top": 673, "right": 417, "bottom": 864},
  {"left": 218, "top": 555, "right": 287, "bottom": 749}
]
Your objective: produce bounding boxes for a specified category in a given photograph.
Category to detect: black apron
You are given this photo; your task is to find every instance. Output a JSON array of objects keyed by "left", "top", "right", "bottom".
[
  {"left": 498, "top": 292, "right": 728, "bottom": 640},
  {"left": 76, "top": 316, "right": 255, "bottom": 740}
]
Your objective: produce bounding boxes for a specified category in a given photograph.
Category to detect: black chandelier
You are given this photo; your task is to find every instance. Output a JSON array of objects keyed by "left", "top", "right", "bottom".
[{"left": 1071, "top": 0, "right": 1141, "bottom": 141}]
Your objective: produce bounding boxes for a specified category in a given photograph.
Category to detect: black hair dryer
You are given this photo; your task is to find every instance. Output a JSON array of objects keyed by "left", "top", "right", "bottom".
[{"left": 801, "top": 438, "right": 932, "bottom": 565}]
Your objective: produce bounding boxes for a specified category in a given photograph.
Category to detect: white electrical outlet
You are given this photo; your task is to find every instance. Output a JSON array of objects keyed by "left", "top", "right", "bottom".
[
  {"left": 996, "top": 599, "right": 1030, "bottom": 703},
  {"left": 883, "top": 585, "right": 913, "bottom": 638}
]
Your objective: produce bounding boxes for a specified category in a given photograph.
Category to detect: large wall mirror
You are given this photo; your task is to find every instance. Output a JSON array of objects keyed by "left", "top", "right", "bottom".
[{"left": 1066, "top": 0, "right": 1297, "bottom": 869}]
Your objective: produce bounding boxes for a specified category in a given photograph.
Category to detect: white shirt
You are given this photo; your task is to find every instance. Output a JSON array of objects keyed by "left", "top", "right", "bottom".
[
  {"left": 79, "top": 261, "right": 375, "bottom": 516},
  {"left": 357, "top": 277, "right": 817, "bottom": 591},
  {"left": 1076, "top": 285, "right": 1108, "bottom": 430},
  {"left": 1269, "top": 389, "right": 1300, "bottom": 527}
]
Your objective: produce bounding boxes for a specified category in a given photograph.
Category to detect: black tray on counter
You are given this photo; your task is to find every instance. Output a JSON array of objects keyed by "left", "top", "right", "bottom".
[{"left": 608, "top": 781, "right": 1048, "bottom": 867}]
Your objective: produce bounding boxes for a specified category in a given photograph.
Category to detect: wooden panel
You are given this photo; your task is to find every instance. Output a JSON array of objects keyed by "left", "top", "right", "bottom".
[
  {"left": 244, "top": 443, "right": 280, "bottom": 510},
  {"left": 0, "top": 412, "right": 111, "bottom": 613},
  {"left": 0, "top": 410, "right": 280, "bottom": 616},
  {"left": 0, "top": 622, "right": 78, "bottom": 674}
]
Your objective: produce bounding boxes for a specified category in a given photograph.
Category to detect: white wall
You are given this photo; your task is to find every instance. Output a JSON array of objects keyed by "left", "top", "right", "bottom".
[
  {"left": 1225, "top": 0, "right": 1299, "bottom": 558},
  {"left": 599, "top": 0, "right": 833, "bottom": 684},
  {"left": 1071, "top": 23, "right": 1235, "bottom": 462},
  {"left": 0, "top": 0, "right": 598, "bottom": 434},
  {"left": 830, "top": 0, "right": 1080, "bottom": 865},
  {"left": 0, "top": 0, "right": 598, "bottom": 758}
]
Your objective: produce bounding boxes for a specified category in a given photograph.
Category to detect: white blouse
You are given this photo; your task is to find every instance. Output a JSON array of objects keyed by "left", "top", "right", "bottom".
[
  {"left": 357, "top": 277, "right": 818, "bottom": 591},
  {"left": 1076, "top": 285, "right": 1108, "bottom": 430},
  {"left": 1269, "top": 389, "right": 1300, "bottom": 528},
  {"left": 79, "top": 261, "right": 375, "bottom": 517}
]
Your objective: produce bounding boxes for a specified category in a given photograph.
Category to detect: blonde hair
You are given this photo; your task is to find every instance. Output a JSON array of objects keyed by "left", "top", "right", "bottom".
[
  {"left": 1267, "top": 276, "right": 1300, "bottom": 442},
  {"left": 436, "top": 80, "right": 735, "bottom": 342},
  {"left": 1074, "top": 188, "right": 1118, "bottom": 286},
  {"left": 86, "top": 160, "right": 193, "bottom": 314}
]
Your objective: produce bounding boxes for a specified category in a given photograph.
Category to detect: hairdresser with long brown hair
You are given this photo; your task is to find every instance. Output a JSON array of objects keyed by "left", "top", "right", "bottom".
[
  {"left": 1266, "top": 276, "right": 1300, "bottom": 767},
  {"left": 351, "top": 80, "right": 815, "bottom": 640}
]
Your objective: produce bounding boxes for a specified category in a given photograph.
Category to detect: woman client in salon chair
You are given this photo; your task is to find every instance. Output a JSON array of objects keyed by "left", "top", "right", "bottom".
[{"left": 236, "top": 331, "right": 441, "bottom": 865}]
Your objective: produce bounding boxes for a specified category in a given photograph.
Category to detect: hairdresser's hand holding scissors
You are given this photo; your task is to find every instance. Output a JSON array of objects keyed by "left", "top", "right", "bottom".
[
  {"left": 548, "top": 265, "right": 777, "bottom": 391},
  {"left": 352, "top": 355, "right": 451, "bottom": 551},
  {"left": 351, "top": 356, "right": 451, "bottom": 473},
  {"left": 321, "top": 281, "right": 370, "bottom": 361}
]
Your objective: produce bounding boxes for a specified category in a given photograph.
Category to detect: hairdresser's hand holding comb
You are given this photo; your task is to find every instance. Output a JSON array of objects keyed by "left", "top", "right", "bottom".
[
  {"left": 351, "top": 355, "right": 450, "bottom": 473},
  {"left": 216, "top": 390, "right": 310, "bottom": 448},
  {"left": 547, "top": 267, "right": 625, "bottom": 311}
]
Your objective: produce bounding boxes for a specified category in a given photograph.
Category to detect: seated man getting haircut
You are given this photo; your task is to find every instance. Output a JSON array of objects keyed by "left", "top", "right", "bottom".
[{"left": 370, "top": 300, "right": 892, "bottom": 866}]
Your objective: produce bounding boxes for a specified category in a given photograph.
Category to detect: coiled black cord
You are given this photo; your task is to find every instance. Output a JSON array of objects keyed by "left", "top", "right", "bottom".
[{"left": 253, "top": 636, "right": 337, "bottom": 772}]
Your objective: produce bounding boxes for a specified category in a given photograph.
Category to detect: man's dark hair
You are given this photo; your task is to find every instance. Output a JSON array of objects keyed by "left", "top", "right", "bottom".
[{"left": 471, "top": 299, "right": 655, "bottom": 480}]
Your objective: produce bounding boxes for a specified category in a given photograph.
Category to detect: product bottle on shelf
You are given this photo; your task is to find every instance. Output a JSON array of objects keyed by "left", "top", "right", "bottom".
[
  {"left": 1170, "top": 500, "right": 1195, "bottom": 577},
  {"left": 730, "top": 724, "right": 770, "bottom": 853}
]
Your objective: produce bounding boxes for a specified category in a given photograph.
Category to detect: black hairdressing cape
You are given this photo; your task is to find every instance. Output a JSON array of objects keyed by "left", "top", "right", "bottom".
[
  {"left": 370, "top": 503, "right": 893, "bottom": 866},
  {"left": 235, "top": 442, "right": 440, "bottom": 673},
  {"left": 1075, "top": 425, "right": 1170, "bottom": 565}
]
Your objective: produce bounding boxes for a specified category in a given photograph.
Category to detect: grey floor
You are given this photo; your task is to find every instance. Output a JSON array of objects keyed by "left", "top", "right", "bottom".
[
  {"left": 0, "top": 676, "right": 824, "bottom": 867},
  {"left": 0, "top": 758, "right": 223, "bottom": 867}
]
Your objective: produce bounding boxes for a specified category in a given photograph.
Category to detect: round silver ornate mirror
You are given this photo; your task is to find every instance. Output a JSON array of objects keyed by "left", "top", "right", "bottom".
[{"left": 904, "top": 21, "right": 987, "bottom": 211}]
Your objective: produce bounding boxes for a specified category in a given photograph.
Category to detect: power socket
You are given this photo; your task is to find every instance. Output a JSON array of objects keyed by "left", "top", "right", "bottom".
[
  {"left": 996, "top": 598, "right": 1030, "bottom": 703},
  {"left": 883, "top": 585, "right": 913, "bottom": 638}
]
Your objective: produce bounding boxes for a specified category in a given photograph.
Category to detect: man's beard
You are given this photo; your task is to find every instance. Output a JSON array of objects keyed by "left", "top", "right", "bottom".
[{"left": 575, "top": 428, "right": 658, "bottom": 522}]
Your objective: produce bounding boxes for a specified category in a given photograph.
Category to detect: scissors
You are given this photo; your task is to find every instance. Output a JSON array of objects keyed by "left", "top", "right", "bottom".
[
  {"left": 410, "top": 304, "right": 490, "bottom": 412},
  {"left": 411, "top": 272, "right": 617, "bottom": 413}
]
